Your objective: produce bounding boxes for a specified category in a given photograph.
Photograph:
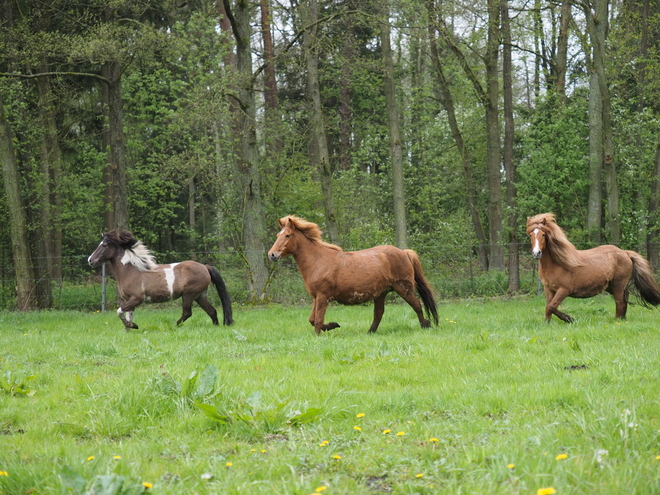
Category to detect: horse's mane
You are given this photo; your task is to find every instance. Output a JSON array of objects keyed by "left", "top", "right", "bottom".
[
  {"left": 103, "top": 230, "right": 158, "bottom": 271},
  {"left": 280, "top": 215, "right": 343, "bottom": 252},
  {"left": 526, "top": 213, "right": 583, "bottom": 268}
]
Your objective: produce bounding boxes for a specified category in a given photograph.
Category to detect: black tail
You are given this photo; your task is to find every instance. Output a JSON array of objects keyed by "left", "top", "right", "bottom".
[
  {"left": 405, "top": 250, "right": 439, "bottom": 325},
  {"left": 627, "top": 251, "right": 660, "bottom": 308},
  {"left": 208, "top": 266, "right": 234, "bottom": 325}
]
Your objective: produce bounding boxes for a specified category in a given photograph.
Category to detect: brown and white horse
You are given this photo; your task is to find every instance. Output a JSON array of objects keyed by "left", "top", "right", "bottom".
[
  {"left": 268, "top": 215, "right": 438, "bottom": 334},
  {"left": 88, "top": 230, "right": 233, "bottom": 331},
  {"left": 527, "top": 213, "right": 660, "bottom": 322}
]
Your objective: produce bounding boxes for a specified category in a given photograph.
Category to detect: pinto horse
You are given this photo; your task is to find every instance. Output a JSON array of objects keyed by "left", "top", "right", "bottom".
[
  {"left": 267, "top": 215, "right": 439, "bottom": 334},
  {"left": 88, "top": 230, "right": 233, "bottom": 331},
  {"left": 527, "top": 213, "right": 660, "bottom": 322}
]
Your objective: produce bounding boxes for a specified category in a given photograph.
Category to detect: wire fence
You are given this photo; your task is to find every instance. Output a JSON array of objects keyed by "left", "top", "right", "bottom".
[{"left": 0, "top": 242, "right": 551, "bottom": 311}]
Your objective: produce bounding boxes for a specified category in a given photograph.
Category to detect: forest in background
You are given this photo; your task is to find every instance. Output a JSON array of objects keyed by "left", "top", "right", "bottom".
[{"left": 1, "top": 0, "right": 660, "bottom": 309}]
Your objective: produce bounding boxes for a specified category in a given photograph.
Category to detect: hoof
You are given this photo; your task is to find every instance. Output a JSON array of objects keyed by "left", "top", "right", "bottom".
[
  {"left": 323, "top": 322, "right": 340, "bottom": 331},
  {"left": 420, "top": 319, "right": 431, "bottom": 328}
]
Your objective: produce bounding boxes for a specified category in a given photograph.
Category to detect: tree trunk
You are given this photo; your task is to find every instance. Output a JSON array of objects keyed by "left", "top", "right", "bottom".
[
  {"left": 381, "top": 0, "right": 407, "bottom": 249},
  {"left": 501, "top": 0, "right": 518, "bottom": 292},
  {"left": 303, "top": 0, "right": 340, "bottom": 245},
  {"left": 427, "top": 0, "right": 489, "bottom": 270},
  {"left": 555, "top": 1, "right": 571, "bottom": 102},
  {"left": 0, "top": 92, "right": 36, "bottom": 310},
  {"left": 485, "top": 0, "right": 504, "bottom": 270},
  {"left": 338, "top": 4, "right": 355, "bottom": 171},
  {"left": 223, "top": 0, "right": 269, "bottom": 300},
  {"left": 260, "top": 0, "right": 281, "bottom": 155},
  {"left": 649, "top": 136, "right": 660, "bottom": 270},
  {"left": 102, "top": 61, "right": 130, "bottom": 231}
]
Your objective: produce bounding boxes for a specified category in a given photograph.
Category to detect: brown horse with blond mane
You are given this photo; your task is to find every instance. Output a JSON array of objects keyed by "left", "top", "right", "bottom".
[
  {"left": 268, "top": 215, "right": 438, "bottom": 334},
  {"left": 526, "top": 213, "right": 660, "bottom": 322}
]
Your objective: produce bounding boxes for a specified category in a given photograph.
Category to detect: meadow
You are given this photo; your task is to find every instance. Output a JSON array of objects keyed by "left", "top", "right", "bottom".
[{"left": 1, "top": 295, "right": 660, "bottom": 494}]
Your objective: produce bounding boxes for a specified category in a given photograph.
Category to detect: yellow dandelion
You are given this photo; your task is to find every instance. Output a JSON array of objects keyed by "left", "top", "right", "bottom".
[
  {"left": 251, "top": 449, "right": 256, "bottom": 452},
  {"left": 226, "top": 462, "right": 233, "bottom": 467},
  {"left": 356, "top": 413, "right": 365, "bottom": 418},
  {"left": 261, "top": 449, "right": 266, "bottom": 453},
  {"left": 429, "top": 438, "right": 439, "bottom": 442},
  {"left": 656, "top": 455, "right": 660, "bottom": 460},
  {"left": 333, "top": 454, "right": 342, "bottom": 459},
  {"left": 555, "top": 453, "right": 568, "bottom": 460},
  {"left": 315, "top": 486, "right": 328, "bottom": 492},
  {"left": 537, "top": 488, "right": 556, "bottom": 495},
  {"left": 396, "top": 431, "right": 405, "bottom": 436},
  {"left": 87, "top": 456, "right": 95, "bottom": 461},
  {"left": 507, "top": 464, "right": 515, "bottom": 470},
  {"left": 416, "top": 473, "right": 423, "bottom": 478},
  {"left": 319, "top": 440, "right": 329, "bottom": 447},
  {"left": 382, "top": 429, "right": 391, "bottom": 434},
  {"left": 353, "top": 426, "right": 362, "bottom": 431},
  {"left": 142, "top": 482, "right": 153, "bottom": 489},
  {"left": 0, "top": 471, "right": 7, "bottom": 477},
  {"left": 113, "top": 455, "right": 122, "bottom": 460}
]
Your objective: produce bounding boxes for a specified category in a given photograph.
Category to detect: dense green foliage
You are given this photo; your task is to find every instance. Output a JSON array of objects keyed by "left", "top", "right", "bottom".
[
  {"left": 2, "top": 298, "right": 660, "bottom": 493},
  {"left": 2, "top": 1, "right": 660, "bottom": 305}
]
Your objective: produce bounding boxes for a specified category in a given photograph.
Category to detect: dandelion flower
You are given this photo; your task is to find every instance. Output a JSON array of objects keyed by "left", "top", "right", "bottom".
[
  {"left": 319, "top": 440, "right": 329, "bottom": 447},
  {"left": 382, "top": 429, "right": 391, "bottom": 434},
  {"left": 261, "top": 449, "right": 266, "bottom": 453},
  {"left": 353, "top": 426, "right": 362, "bottom": 431},
  {"left": 555, "top": 453, "right": 568, "bottom": 460},
  {"left": 429, "top": 438, "right": 439, "bottom": 442},
  {"left": 142, "top": 482, "right": 153, "bottom": 489},
  {"left": 113, "top": 455, "right": 122, "bottom": 460},
  {"left": 507, "top": 464, "right": 515, "bottom": 470},
  {"left": 0, "top": 471, "right": 7, "bottom": 477},
  {"left": 396, "top": 431, "right": 405, "bottom": 436},
  {"left": 416, "top": 473, "right": 423, "bottom": 478},
  {"left": 656, "top": 455, "right": 660, "bottom": 460},
  {"left": 226, "top": 462, "right": 233, "bottom": 467},
  {"left": 356, "top": 413, "right": 365, "bottom": 418},
  {"left": 537, "top": 488, "right": 556, "bottom": 495},
  {"left": 333, "top": 454, "right": 342, "bottom": 460},
  {"left": 87, "top": 456, "right": 95, "bottom": 461},
  {"left": 315, "top": 486, "right": 328, "bottom": 492}
]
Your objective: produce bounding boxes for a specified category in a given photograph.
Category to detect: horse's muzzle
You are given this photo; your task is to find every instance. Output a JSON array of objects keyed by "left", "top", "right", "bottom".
[
  {"left": 532, "top": 250, "right": 542, "bottom": 260},
  {"left": 268, "top": 252, "right": 281, "bottom": 262}
]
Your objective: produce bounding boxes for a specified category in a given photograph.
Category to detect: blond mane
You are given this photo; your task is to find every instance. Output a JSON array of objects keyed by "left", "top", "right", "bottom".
[
  {"left": 526, "top": 213, "right": 582, "bottom": 268},
  {"left": 281, "top": 215, "right": 343, "bottom": 252}
]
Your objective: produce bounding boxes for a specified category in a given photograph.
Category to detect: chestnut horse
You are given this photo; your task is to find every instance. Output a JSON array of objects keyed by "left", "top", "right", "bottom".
[
  {"left": 88, "top": 230, "right": 233, "bottom": 331},
  {"left": 267, "top": 215, "right": 438, "bottom": 334},
  {"left": 526, "top": 213, "right": 660, "bottom": 322}
]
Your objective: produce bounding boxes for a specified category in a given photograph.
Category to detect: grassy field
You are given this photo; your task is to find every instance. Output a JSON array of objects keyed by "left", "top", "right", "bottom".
[{"left": 1, "top": 295, "right": 660, "bottom": 494}]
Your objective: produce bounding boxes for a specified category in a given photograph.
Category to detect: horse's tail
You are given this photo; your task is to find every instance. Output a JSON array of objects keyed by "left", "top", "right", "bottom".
[
  {"left": 207, "top": 265, "right": 234, "bottom": 325},
  {"left": 626, "top": 251, "right": 660, "bottom": 308},
  {"left": 405, "top": 249, "right": 439, "bottom": 325}
]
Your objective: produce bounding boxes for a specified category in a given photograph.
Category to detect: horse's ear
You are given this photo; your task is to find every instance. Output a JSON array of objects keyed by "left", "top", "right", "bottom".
[{"left": 278, "top": 217, "right": 286, "bottom": 228}]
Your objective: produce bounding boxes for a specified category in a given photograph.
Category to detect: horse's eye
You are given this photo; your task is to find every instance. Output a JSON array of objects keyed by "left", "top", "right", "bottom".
[{"left": 285, "top": 234, "right": 291, "bottom": 238}]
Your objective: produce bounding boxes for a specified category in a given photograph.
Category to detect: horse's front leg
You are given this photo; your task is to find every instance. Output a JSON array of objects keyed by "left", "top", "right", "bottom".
[
  {"left": 118, "top": 296, "right": 143, "bottom": 331},
  {"left": 545, "top": 288, "right": 574, "bottom": 323},
  {"left": 311, "top": 296, "right": 340, "bottom": 335}
]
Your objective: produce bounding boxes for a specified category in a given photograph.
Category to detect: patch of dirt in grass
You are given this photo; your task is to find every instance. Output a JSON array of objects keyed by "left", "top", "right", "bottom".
[{"left": 365, "top": 475, "right": 391, "bottom": 492}]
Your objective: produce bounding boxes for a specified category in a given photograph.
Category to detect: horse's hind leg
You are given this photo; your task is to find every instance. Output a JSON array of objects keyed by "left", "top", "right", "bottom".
[
  {"left": 393, "top": 281, "right": 430, "bottom": 328},
  {"left": 367, "top": 295, "right": 386, "bottom": 333},
  {"left": 608, "top": 282, "right": 629, "bottom": 319},
  {"left": 177, "top": 293, "right": 196, "bottom": 326},
  {"left": 195, "top": 290, "right": 219, "bottom": 325},
  {"left": 545, "top": 288, "right": 574, "bottom": 323}
]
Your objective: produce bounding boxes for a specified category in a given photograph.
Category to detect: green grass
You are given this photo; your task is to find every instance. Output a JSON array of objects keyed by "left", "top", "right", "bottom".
[{"left": 1, "top": 295, "right": 660, "bottom": 494}]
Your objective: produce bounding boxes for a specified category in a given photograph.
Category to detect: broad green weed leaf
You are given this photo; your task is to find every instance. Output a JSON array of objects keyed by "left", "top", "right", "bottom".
[
  {"left": 289, "top": 407, "right": 323, "bottom": 425},
  {"left": 196, "top": 365, "right": 218, "bottom": 398},
  {"left": 60, "top": 465, "right": 87, "bottom": 492},
  {"left": 194, "top": 402, "right": 231, "bottom": 424},
  {"left": 88, "top": 474, "right": 125, "bottom": 495}
]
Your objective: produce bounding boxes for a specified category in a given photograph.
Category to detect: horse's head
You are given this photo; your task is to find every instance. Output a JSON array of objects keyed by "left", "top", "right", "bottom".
[
  {"left": 88, "top": 230, "right": 137, "bottom": 266},
  {"left": 526, "top": 214, "right": 553, "bottom": 260},
  {"left": 268, "top": 217, "right": 298, "bottom": 261}
]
